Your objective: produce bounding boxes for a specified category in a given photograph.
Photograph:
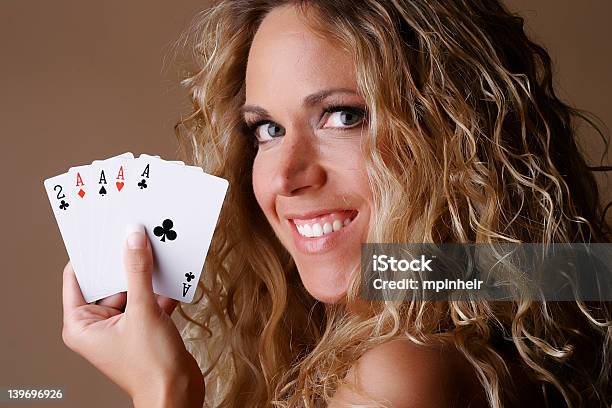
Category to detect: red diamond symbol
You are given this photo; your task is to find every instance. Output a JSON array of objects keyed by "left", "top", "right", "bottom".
[{"left": 78, "top": 189, "right": 85, "bottom": 198}]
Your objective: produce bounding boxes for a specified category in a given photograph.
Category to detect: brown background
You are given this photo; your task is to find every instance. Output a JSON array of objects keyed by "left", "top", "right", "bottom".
[{"left": 0, "top": 1, "right": 610, "bottom": 407}]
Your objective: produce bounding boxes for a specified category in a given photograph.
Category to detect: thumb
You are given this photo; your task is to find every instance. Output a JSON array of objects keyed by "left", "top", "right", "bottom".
[{"left": 123, "top": 224, "right": 155, "bottom": 312}]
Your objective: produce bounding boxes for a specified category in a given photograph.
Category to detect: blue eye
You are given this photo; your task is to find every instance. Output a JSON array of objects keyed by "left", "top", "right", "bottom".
[
  {"left": 252, "top": 122, "right": 285, "bottom": 143},
  {"left": 246, "top": 120, "right": 285, "bottom": 143},
  {"left": 322, "top": 107, "right": 365, "bottom": 128}
]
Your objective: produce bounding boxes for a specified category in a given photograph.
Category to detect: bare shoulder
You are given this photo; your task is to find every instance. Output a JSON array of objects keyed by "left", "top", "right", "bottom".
[{"left": 329, "top": 338, "right": 488, "bottom": 408}]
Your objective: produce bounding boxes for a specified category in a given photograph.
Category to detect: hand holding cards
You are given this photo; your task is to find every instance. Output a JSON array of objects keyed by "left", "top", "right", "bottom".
[{"left": 44, "top": 153, "right": 228, "bottom": 304}]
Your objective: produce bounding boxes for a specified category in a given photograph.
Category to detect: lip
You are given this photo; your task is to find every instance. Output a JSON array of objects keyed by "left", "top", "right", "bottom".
[
  {"left": 284, "top": 208, "right": 357, "bottom": 221},
  {"left": 288, "top": 210, "right": 360, "bottom": 255}
]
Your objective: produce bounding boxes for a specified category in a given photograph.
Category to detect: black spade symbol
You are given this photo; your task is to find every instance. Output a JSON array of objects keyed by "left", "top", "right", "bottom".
[
  {"left": 99, "top": 186, "right": 107, "bottom": 196},
  {"left": 153, "top": 219, "right": 177, "bottom": 242}
]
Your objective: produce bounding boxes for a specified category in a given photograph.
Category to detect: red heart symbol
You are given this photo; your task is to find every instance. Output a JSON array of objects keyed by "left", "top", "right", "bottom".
[{"left": 116, "top": 181, "right": 124, "bottom": 191}]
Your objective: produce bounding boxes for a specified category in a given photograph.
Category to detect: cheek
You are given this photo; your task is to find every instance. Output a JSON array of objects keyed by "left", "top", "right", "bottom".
[
  {"left": 341, "top": 145, "right": 373, "bottom": 205},
  {"left": 251, "top": 154, "right": 272, "bottom": 215},
  {"left": 357, "top": 167, "right": 373, "bottom": 204}
]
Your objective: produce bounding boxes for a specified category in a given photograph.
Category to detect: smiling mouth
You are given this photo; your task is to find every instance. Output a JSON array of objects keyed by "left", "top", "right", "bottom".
[{"left": 290, "top": 209, "right": 358, "bottom": 238}]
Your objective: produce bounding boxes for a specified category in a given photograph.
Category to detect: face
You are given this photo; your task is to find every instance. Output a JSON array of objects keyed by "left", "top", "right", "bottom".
[{"left": 244, "top": 5, "right": 372, "bottom": 303}]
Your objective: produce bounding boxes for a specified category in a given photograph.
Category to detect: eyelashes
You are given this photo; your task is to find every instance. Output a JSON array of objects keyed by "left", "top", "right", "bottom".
[
  {"left": 321, "top": 105, "right": 366, "bottom": 128},
  {"left": 240, "top": 119, "right": 269, "bottom": 148},
  {"left": 242, "top": 118, "right": 272, "bottom": 135}
]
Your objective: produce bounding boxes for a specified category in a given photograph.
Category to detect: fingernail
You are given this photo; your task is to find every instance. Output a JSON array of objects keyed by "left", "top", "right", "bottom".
[{"left": 126, "top": 224, "right": 146, "bottom": 249}]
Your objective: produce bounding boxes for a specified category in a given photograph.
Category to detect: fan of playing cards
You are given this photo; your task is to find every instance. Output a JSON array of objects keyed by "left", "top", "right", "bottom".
[{"left": 44, "top": 152, "right": 229, "bottom": 304}]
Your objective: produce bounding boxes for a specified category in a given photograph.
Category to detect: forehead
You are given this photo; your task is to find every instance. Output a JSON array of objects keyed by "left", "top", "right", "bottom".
[{"left": 245, "top": 4, "right": 356, "bottom": 103}]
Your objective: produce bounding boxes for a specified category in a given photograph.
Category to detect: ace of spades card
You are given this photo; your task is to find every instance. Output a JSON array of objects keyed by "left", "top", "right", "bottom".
[{"left": 86, "top": 154, "right": 136, "bottom": 297}]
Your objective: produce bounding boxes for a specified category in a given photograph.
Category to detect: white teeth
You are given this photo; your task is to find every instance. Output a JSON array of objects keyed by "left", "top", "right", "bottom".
[
  {"left": 294, "top": 214, "right": 356, "bottom": 238},
  {"left": 332, "top": 220, "right": 343, "bottom": 231}
]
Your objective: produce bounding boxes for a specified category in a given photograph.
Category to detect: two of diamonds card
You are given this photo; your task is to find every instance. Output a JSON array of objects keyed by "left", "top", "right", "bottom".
[{"left": 43, "top": 152, "right": 228, "bottom": 304}]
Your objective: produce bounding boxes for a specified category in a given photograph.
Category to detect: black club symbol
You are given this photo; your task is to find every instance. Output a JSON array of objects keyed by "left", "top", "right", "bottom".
[
  {"left": 185, "top": 272, "right": 195, "bottom": 282},
  {"left": 153, "top": 219, "right": 177, "bottom": 242},
  {"left": 138, "top": 179, "right": 147, "bottom": 189},
  {"left": 59, "top": 200, "right": 69, "bottom": 210}
]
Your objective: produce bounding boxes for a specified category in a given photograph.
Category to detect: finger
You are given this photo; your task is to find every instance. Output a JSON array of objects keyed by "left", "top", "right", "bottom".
[
  {"left": 96, "top": 292, "right": 127, "bottom": 311},
  {"left": 123, "top": 224, "right": 155, "bottom": 312},
  {"left": 62, "top": 261, "right": 86, "bottom": 316},
  {"left": 155, "top": 294, "right": 179, "bottom": 316}
]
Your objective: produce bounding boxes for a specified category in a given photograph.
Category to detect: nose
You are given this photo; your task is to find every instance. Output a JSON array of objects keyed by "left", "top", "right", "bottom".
[{"left": 271, "top": 127, "right": 326, "bottom": 196}]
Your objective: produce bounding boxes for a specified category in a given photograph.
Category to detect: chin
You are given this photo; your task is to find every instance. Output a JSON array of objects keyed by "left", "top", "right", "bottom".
[
  {"left": 307, "top": 287, "right": 347, "bottom": 304},
  {"left": 296, "top": 264, "right": 350, "bottom": 304}
]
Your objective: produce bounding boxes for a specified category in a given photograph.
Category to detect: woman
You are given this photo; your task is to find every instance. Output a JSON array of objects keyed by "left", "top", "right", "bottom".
[{"left": 61, "top": 0, "right": 612, "bottom": 406}]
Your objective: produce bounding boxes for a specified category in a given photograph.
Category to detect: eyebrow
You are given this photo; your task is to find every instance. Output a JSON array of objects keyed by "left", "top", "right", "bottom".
[{"left": 240, "top": 87, "right": 359, "bottom": 117}]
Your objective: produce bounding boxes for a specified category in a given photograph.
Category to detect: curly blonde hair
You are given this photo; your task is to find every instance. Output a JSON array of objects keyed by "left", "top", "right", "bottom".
[{"left": 172, "top": 0, "right": 612, "bottom": 406}]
